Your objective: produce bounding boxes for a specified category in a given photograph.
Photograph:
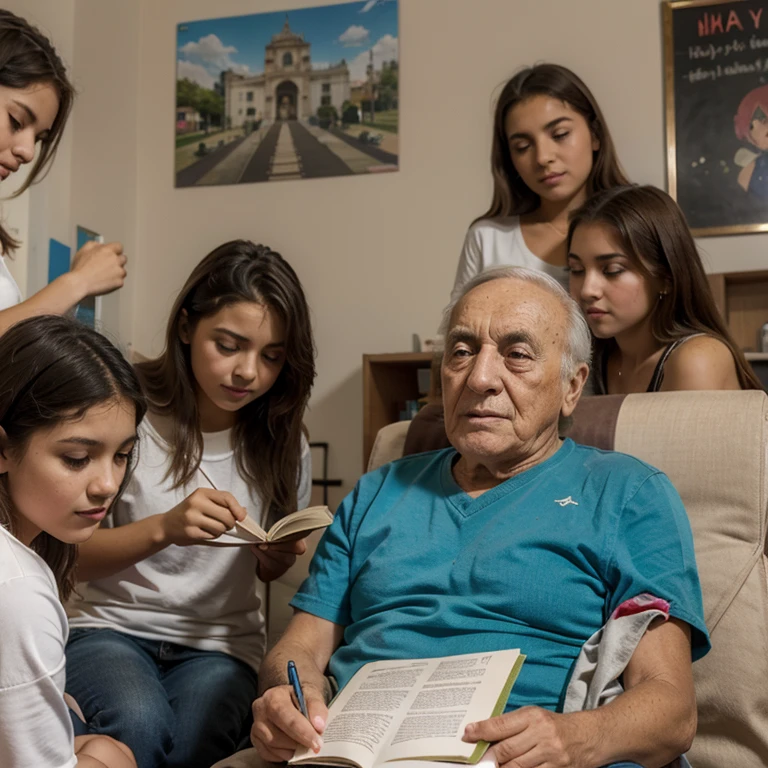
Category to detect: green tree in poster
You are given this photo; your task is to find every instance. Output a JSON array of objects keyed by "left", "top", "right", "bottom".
[
  {"left": 317, "top": 104, "right": 338, "bottom": 129},
  {"left": 341, "top": 100, "right": 359, "bottom": 124},
  {"left": 176, "top": 78, "right": 199, "bottom": 109},
  {"left": 197, "top": 89, "right": 224, "bottom": 129},
  {"left": 176, "top": 78, "right": 224, "bottom": 131},
  {"left": 378, "top": 60, "right": 398, "bottom": 111}
]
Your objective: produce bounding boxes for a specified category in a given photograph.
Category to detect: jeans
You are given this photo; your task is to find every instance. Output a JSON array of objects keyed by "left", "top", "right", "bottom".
[
  {"left": 66, "top": 628, "right": 259, "bottom": 768},
  {"left": 69, "top": 706, "right": 88, "bottom": 736}
]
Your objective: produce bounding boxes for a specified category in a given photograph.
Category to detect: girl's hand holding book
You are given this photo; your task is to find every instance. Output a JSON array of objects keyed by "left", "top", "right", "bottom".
[
  {"left": 251, "top": 537, "right": 308, "bottom": 582},
  {"left": 160, "top": 487, "right": 247, "bottom": 546}
]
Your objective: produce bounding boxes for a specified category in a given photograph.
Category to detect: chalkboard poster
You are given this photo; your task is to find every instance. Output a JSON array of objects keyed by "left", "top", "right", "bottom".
[{"left": 664, "top": 0, "right": 768, "bottom": 235}]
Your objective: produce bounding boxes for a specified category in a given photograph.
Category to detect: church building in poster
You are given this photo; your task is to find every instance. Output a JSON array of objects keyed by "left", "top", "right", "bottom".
[{"left": 223, "top": 17, "right": 350, "bottom": 125}]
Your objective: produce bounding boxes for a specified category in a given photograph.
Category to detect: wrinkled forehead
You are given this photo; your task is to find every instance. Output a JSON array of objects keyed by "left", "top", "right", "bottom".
[{"left": 449, "top": 279, "right": 568, "bottom": 347}]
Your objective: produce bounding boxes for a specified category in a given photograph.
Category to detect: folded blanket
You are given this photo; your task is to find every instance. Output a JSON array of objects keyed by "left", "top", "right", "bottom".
[
  {"left": 564, "top": 593, "right": 690, "bottom": 768},
  {"left": 564, "top": 593, "right": 670, "bottom": 712}
]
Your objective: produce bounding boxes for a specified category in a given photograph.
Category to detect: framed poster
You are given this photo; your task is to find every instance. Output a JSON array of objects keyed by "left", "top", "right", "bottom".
[
  {"left": 664, "top": 0, "right": 768, "bottom": 235},
  {"left": 175, "top": 0, "right": 399, "bottom": 187}
]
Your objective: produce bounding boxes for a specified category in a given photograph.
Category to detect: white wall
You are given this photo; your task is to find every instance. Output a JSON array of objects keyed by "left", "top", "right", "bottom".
[
  {"left": 69, "top": 0, "right": 141, "bottom": 347},
  {"left": 21, "top": 0, "right": 768, "bottom": 507},
  {"left": 1, "top": 0, "right": 76, "bottom": 298},
  {"left": 2, "top": 163, "right": 33, "bottom": 296}
]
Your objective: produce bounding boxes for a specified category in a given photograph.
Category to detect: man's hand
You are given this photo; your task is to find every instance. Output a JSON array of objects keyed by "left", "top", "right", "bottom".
[
  {"left": 251, "top": 537, "right": 308, "bottom": 582},
  {"left": 71, "top": 241, "right": 127, "bottom": 297},
  {"left": 463, "top": 707, "right": 590, "bottom": 768},
  {"left": 251, "top": 683, "right": 328, "bottom": 762}
]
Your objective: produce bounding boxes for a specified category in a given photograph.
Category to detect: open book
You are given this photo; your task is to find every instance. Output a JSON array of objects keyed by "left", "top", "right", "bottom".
[
  {"left": 209, "top": 505, "right": 334, "bottom": 546},
  {"left": 290, "top": 649, "right": 525, "bottom": 768}
]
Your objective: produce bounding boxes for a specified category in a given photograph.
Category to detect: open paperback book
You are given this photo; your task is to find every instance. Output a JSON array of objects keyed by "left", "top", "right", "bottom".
[
  {"left": 208, "top": 505, "right": 334, "bottom": 546},
  {"left": 290, "top": 648, "right": 525, "bottom": 768}
]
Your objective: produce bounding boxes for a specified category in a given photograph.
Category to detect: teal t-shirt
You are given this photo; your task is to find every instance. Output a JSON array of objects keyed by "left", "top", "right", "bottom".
[{"left": 291, "top": 438, "right": 710, "bottom": 712}]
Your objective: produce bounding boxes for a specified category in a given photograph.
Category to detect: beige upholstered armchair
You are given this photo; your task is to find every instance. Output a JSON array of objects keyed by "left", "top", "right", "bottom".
[{"left": 364, "top": 391, "right": 768, "bottom": 768}]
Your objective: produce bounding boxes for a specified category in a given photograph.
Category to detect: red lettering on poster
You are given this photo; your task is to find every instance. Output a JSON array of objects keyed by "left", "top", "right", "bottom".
[{"left": 726, "top": 9, "right": 745, "bottom": 32}]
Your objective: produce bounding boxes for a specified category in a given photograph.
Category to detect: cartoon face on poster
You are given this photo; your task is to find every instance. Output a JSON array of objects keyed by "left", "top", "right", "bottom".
[
  {"left": 665, "top": 0, "right": 768, "bottom": 235},
  {"left": 734, "top": 83, "right": 768, "bottom": 198}
]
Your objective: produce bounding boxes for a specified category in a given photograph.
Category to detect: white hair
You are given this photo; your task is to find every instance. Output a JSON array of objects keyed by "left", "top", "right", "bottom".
[{"left": 439, "top": 266, "right": 592, "bottom": 380}]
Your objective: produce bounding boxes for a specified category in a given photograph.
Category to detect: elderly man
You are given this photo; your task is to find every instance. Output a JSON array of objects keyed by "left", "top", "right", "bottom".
[{"left": 218, "top": 268, "right": 709, "bottom": 768}]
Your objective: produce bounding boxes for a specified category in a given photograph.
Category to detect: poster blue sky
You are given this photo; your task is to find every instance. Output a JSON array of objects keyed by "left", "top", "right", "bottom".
[{"left": 177, "top": 0, "right": 398, "bottom": 88}]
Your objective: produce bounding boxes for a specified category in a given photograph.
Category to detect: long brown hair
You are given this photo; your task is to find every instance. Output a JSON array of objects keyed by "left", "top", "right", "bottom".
[
  {"left": 478, "top": 63, "right": 629, "bottom": 222},
  {"left": 136, "top": 240, "right": 316, "bottom": 525},
  {"left": 0, "top": 316, "right": 147, "bottom": 600},
  {"left": 567, "top": 185, "right": 762, "bottom": 390},
  {"left": 0, "top": 10, "right": 75, "bottom": 256}
]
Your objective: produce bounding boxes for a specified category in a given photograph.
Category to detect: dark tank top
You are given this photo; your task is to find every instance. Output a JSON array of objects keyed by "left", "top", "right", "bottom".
[{"left": 594, "top": 335, "right": 705, "bottom": 395}]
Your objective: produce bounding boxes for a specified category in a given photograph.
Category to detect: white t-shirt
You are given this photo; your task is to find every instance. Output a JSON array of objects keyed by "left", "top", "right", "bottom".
[
  {"left": 0, "top": 526, "right": 76, "bottom": 768},
  {"left": 0, "top": 255, "right": 22, "bottom": 310},
  {"left": 451, "top": 217, "right": 570, "bottom": 302},
  {"left": 68, "top": 418, "right": 312, "bottom": 672}
]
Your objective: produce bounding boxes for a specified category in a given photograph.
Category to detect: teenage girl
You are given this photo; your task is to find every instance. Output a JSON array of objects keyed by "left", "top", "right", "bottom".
[
  {"left": 0, "top": 10, "right": 126, "bottom": 333},
  {"left": 66, "top": 240, "right": 317, "bottom": 768},
  {"left": 567, "top": 185, "right": 762, "bottom": 393},
  {"left": 451, "top": 63, "right": 629, "bottom": 301},
  {"left": 0, "top": 314, "right": 146, "bottom": 768}
]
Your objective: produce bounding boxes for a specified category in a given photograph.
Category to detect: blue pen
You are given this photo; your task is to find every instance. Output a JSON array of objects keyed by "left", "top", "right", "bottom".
[{"left": 287, "top": 660, "right": 309, "bottom": 719}]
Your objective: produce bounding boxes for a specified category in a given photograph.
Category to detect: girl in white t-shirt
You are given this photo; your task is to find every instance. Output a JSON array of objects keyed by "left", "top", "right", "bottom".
[
  {"left": 0, "top": 314, "right": 146, "bottom": 768},
  {"left": 452, "top": 63, "right": 630, "bottom": 300},
  {"left": 0, "top": 10, "right": 127, "bottom": 335},
  {"left": 66, "top": 241, "right": 317, "bottom": 768}
]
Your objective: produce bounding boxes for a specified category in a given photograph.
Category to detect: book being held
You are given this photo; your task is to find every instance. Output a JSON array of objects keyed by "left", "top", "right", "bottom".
[
  {"left": 290, "top": 649, "right": 525, "bottom": 768},
  {"left": 209, "top": 505, "right": 334, "bottom": 546}
]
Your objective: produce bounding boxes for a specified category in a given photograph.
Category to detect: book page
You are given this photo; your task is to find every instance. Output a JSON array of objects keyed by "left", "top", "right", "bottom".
[
  {"left": 204, "top": 516, "right": 265, "bottom": 546},
  {"left": 388, "top": 755, "right": 498, "bottom": 768},
  {"left": 234, "top": 515, "right": 267, "bottom": 542},
  {"left": 215, "top": 506, "right": 332, "bottom": 546},
  {"left": 267, "top": 506, "right": 333, "bottom": 542},
  {"left": 291, "top": 659, "right": 434, "bottom": 768},
  {"left": 291, "top": 650, "right": 521, "bottom": 768},
  {"left": 379, "top": 650, "right": 521, "bottom": 763}
]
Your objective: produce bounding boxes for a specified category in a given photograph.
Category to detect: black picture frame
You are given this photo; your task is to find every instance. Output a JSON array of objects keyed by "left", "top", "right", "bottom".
[{"left": 664, "top": 0, "right": 768, "bottom": 235}]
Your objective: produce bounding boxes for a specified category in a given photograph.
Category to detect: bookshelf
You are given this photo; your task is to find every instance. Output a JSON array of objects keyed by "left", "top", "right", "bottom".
[
  {"left": 362, "top": 352, "right": 436, "bottom": 470},
  {"left": 708, "top": 270, "right": 768, "bottom": 352},
  {"left": 708, "top": 270, "right": 768, "bottom": 388}
]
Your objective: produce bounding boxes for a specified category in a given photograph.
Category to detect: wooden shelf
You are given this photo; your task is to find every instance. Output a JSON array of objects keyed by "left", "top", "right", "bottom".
[
  {"left": 708, "top": 270, "right": 768, "bottom": 353},
  {"left": 364, "top": 352, "right": 434, "bottom": 365},
  {"left": 362, "top": 352, "right": 436, "bottom": 470}
]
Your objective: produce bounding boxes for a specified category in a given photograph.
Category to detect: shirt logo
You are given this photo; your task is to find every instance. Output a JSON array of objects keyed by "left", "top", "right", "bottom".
[{"left": 554, "top": 496, "right": 579, "bottom": 507}]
